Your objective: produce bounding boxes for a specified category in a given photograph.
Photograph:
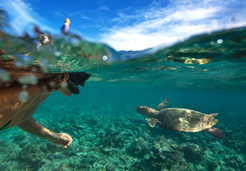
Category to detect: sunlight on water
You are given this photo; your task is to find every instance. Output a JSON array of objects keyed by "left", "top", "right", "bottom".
[
  {"left": 0, "top": 6, "right": 246, "bottom": 91},
  {"left": 1, "top": 23, "right": 246, "bottom": 90}
]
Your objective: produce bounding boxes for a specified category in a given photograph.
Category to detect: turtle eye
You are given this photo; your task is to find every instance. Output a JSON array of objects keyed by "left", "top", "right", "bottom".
[{"left": 136, "top": 106, "right": 146, "bottom": 114}]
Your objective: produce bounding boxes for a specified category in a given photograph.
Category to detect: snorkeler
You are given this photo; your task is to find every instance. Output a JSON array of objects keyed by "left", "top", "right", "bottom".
[
  {"left": 61, "top": 18, "right": 81, "bottom": 40},
  {"left": 61, "top": 18, "right": 70, "bottom": 34},
  {"left": 36, "top": 18, "right": 80, "bottom": 50},
  {"left": 0, "top": 59, "right": 91, "bottom": 148},
  {"left": 19, "top": 18, "right": 80, "bottom": 51}
]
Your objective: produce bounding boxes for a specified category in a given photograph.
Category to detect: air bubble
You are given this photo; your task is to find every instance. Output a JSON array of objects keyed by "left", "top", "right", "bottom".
[
  {"left": 14, "top": 60, "right": 22, "bottom": 68},
  {"left": 210, "top": 41, "right": 215, "bottom": 46},
  {"left": 18, "top": 75, "right": 38, "bottom": 85},
  {"left": 39, "top": 59, "right": 49, "bottom": 71},
  {"left": 217, "top": 39, "right": 223, "bottom": 44},
  {"left": 0, "top": 69, "right": 10, "bottom": 82},
  {"left": 61, "top": 82, "right": 68, "bottom": 88},
  {"left": 102, "top": 55, "right": 108, "bottom": 61},
  {"left": 31, "top": 68, "right": 37, "bottom": 72},
  {"left": 71, "top": 38, "right": 80, "bottom": 46},
  {"left": 49, "top": 81, "right": 55, "bottom": 87},
  {"left": 55, "top": 51, "right": 62, "bottom": 56},
  {"left": 22, "top": 85, "right": 28, "bottom": 89},
  {"left": 18, "top": 90, "right": 29, "bottom": 102}
]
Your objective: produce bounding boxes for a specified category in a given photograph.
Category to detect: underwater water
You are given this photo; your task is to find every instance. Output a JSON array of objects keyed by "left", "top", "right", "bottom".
[{"left": 1, "top": 24, "right": 246, "bottom": 171}]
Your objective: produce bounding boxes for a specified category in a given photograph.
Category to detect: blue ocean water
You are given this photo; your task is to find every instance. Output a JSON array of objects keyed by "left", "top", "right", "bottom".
[
  {"left": 0, "top": 15, "right": 246, "bottom": 171},
  {"left": 1, "top": 83, "right": 246, "bottom": 170}
]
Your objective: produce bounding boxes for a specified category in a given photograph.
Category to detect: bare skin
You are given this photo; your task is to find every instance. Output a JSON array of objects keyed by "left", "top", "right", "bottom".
[{"left": 0, "top": 83, "right": 73, "bottom": 149}]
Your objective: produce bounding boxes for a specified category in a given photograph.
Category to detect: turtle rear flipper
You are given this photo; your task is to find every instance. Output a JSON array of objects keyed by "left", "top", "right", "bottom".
[{"left": 205, "top": 127, "right": 225, "bottom": 139}]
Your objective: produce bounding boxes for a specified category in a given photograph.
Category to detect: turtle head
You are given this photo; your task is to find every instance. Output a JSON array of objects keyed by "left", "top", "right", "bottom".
[
  {"left": 136, "top": 106, "right": 159, "bottom": 117},
  {"left": 136, "top": 106, "right": 148, "bottom": 115}
]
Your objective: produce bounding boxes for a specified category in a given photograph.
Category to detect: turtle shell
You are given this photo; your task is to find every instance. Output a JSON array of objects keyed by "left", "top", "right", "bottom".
[{"left": 157, "top": 108, "right": 218, "bottom": 132}]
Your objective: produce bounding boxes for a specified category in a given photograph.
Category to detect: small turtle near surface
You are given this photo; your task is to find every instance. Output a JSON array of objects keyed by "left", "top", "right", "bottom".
[{"left": 136, "top": 99, "right": 225, "bottom": 139}]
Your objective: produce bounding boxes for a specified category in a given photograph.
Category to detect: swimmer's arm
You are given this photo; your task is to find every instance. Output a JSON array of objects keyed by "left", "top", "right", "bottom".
[
  {"left": 17, "top": 117, "right": 54, "bottom": 141},
  {"left": 17, "top": 117, "right": 73, "bottom": 148}
]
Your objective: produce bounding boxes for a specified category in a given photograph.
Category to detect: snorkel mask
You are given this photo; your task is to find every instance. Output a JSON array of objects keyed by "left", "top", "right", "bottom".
[{"left": 67, "top": 72, "right": 91, "bottom": 94}]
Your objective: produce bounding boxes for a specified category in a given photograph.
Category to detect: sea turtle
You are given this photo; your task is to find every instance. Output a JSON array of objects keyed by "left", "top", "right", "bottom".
[{"left": 136, "top": 99, "right": 225, "bottom": 139}]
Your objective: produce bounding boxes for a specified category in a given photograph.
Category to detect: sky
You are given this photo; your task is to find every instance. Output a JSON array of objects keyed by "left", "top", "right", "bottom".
[{"left": 0, "top": 0, "right": 246, "bottom": 51}]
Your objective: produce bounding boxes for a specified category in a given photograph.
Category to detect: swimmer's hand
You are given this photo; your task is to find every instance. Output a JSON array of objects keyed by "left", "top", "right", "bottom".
[{"left": 49, "top": 133, "right": 73, "bottom": 149}]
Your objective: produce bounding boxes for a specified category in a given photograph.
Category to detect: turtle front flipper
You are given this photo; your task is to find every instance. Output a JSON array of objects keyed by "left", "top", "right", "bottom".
[
  {"left": 204, "top": 127, "right": 225, "bottom": 139},
  {"left": 146, "top": 118, "right": 161, "bottom": 127},
  {"left": 209, "top": 113, "right": 218, "bottom": 117},
  {"left": 157, "top": 98, "right": 169, "bottom": 111}
]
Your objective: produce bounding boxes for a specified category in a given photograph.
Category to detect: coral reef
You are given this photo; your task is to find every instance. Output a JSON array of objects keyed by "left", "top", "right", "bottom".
[{"left": 0, "top": 100, "right": 245, "bottom": 171}]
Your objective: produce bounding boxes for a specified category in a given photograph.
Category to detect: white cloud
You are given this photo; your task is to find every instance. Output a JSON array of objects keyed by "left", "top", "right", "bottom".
[
  {"left": 0, "top": 0, "right": 56, "bottom": 35},
  {"left": 81, "top": 15, "right": 90, "bottom": 20},
  {"left": 0, "top": 0, "right": 245, "bottom": 51},
  {"left": 99, "top": 5, "right": 110, "bottom": 11},
  {"left": 99, "top": 0, "right": 246, "bottom": 51}
]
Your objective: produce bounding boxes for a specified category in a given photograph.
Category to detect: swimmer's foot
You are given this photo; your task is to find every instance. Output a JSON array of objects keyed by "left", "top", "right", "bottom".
[{"left": 49, "top": 133, "right": 73, "bottom": 149}]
